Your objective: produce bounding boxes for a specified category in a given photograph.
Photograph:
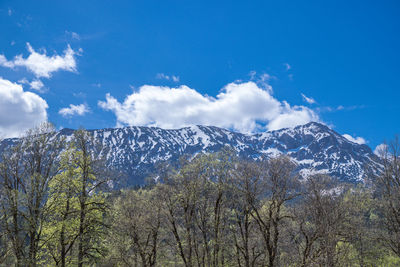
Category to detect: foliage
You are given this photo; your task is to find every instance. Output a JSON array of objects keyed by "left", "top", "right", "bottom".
[{"left": 0, "top": 127, "right": 400, "bottom": 266}]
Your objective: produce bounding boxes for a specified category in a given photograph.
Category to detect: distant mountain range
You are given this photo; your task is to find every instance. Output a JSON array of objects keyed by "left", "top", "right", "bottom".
[{"left": 0, "top": 122, "right": 382, "bottom": 185}]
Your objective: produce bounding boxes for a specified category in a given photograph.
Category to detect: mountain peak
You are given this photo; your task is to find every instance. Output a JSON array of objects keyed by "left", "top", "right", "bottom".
[
  {"left": 86, "top": 123, "right": 381, "bottom": 184},
  {"left": 0, "top": 123, "right": 381, "bottom": 185}
]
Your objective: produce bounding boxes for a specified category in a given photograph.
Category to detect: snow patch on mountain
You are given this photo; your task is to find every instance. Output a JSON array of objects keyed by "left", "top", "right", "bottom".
[{"left": 0, "top": 122, "right": 382, "bottom": 185}]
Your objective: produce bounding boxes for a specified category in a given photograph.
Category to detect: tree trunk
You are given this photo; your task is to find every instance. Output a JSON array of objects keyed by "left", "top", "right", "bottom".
[{"left": 78, "top": 188, "right": 86, "bottom": 267}]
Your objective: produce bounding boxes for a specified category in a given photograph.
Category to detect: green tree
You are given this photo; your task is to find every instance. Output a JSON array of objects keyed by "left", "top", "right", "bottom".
[
  {"left": 73, "top": 129, "right": 108, "bottom": 267},
  {"left": 40, "top": 146, "right": 81, "bottom": 266}
]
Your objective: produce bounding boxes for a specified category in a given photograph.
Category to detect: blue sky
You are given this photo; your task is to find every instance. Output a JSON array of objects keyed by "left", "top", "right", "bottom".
[{"left": 0, "top": 0, "right": 399, "bottom": 150}]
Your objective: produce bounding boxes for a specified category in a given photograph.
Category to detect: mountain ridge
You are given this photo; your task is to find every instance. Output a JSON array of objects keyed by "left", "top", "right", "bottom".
[{"left": 0, "top": 122, "right": 382, "bottom": 185}]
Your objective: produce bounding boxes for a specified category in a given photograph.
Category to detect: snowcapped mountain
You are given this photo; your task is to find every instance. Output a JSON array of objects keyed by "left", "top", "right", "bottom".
[
  {"left": 63, "top": 122, "right": 382, "bottom": 184},
  {"left": 0, "top": 122, "right": 382, "bottom": 185}
]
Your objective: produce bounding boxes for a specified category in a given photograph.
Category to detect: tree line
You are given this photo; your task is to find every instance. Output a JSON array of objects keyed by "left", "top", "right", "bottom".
[{"left": 0, "top": 123, "right": 399, "bottom": 266}]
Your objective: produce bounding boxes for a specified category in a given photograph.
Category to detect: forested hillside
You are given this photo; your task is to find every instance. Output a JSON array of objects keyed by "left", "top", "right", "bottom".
[{"left": 0, "top": 124, "right": 399, "bottom": 266}]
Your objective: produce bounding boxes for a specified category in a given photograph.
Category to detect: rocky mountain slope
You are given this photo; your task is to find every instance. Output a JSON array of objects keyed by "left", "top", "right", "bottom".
[{"left": 0, "top": 122, "right": 382, "bottom": 185}]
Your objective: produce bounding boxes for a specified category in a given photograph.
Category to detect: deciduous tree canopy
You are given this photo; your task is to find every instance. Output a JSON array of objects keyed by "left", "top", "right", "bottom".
[{"left": 0, "top": 125, "right": 399, "bottom": 266}]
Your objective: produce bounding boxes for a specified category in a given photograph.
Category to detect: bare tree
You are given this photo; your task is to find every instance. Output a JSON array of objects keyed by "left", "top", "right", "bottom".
[
  {"left": 373, "top": 137, "right": 400, "bottom": 257},
  {"left": 292, "top": 174, "right": 351, "bottom": 267},
  {"left": 0, "top": 123, "right": 64, "bottom": 266},
  {"left": 231, "top": 160, "right": 265, "bottom": 267},
  {"left": 0, "top": 141, "right": 25, "bottom": 266},
  {"left": 245, "top": 156, "right": 300, "bottom": 267},
  {"left": 157, "top": 149, "right": 237, "bottom": 267},
  {"left": 158, "top": 155, "right": 205, "bottom": 267},
  {"left": 108, "top": 189, "right": 161, "bottom": 267}
]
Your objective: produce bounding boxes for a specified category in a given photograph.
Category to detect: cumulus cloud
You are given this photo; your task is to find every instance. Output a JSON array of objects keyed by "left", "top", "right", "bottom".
[
  {"left": 98, "top": 81, "right": 319, "bottom": 133},
  {"left": 374, "top": 143, "right": 388, "bottom": 156},
  {"left": 267, "top": 102, "right": 319, "bottom": 131},
  {"left": 59, "top": 103, "right": 89, "bottom": 117},
  {"left": 0, "top": 77, "right": 48, "bottom": 138},
  {"left": 342, "top": 134, "right": 366, "bottom": 145},
  {"left": 29, "top": 79, "right": 44, "bottom": 91},
  {"left": 156, "top": 73, "right": 179, "bottom": 82},
  {"left": 0, "top": 43, "right": 78, "bottom": 78},
  {"left": 301, "top": 93, "right": 316, "bottom": 104}
]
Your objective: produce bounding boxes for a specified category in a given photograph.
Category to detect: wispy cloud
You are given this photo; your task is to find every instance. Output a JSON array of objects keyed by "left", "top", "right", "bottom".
[
  {"left": 301, "top": 93, "right": 316, "bottom": 104},
  {"left": 99, "top": 81, "right": 319, "bottom": 133},
  {"left": 249, "top": 71, "right": 274, "bottom": 82},
  {"left": 65, "top": 31, "right": 80, "bottom": 40},
  {"left": 156, "top": 73, "right": 180, "bottom": 82},
  {"left": 248, "top": 71, "right": 274, "bottom": 92},
  {"left": 19, "top": 78, "right": 45, "bottom": 92},
  {"left": 59, "top": 103, "right": 89, "bottom": 117},
  {"left": 0, "top": 43, "right": 78, "bottom": 78},
  {"left": 249, "top": 70, "right": 257, "bottom": 80},
  {"left": 317, "top": 105, "right": 365, "bottom": 113},
  {"left": 73, "top": 92, "right": 86, "bottom": 98},
  {"left": 284, "top": 63, "right": 291, "bottom": 71}
]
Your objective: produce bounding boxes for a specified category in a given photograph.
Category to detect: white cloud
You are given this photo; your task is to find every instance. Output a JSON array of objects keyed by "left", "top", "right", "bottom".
[
  {"left": 317, "top": 105, "right": 364, "bottom": 113},
  {"left": 19, "top": 78, "right": 45, "bottom": 92},
  {"left": 0, "top": 77, "right": 48, "bottom": 138},
  {"left": 59, "top": 104, "right": 89, "bottom": 117},
  {"left": 301, "top": 93, "right": 316, "bottom": 104},
  {"left": 249, "top": 70, "right": 257, "bottom": 80},
  {"left": 29, "top": 79, "right": 44, "bottom": 91},
  {"left": 260, "top": 73, "right": 272, "bottom": 82},
  {"left": 8, "top": 8, "right": 12, "bottom": 16},
  {"left": 258, "top": 73, "right": 274, "bottom": 93},
  {"left": 0, "top": 43, "right": 78, "bottom": 78},
  {"left": 342, "top": 134, "right": 366, "bottom": 145},
  {"left": 98, "top": 81, "right": 319, "bottom": 133},
  {"left": 267, "top": 102, "right": 319, "bottom": 131},
  {"left": 247, "top": 71, "right": 274, "bottom": 92},
  {"left": 374, "top": 143, "right": 388, "bottom": 156},
  {"left": 0, "top": 55, "right": 14, "bottom": 68},
  {"left": 73, "top": 92, "right": 86, "bottom": 98},
  {"left": 284, "top": 63, "right": 291, "bottom": 71},
  {"left": 156, "top": 73, "right": 180, "bottom": 82},
  {"left": 70, "top": 31, "right": 80, "bottom": 40}
]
